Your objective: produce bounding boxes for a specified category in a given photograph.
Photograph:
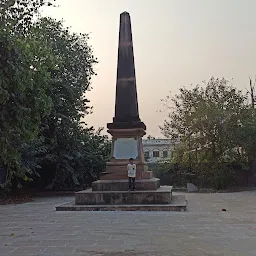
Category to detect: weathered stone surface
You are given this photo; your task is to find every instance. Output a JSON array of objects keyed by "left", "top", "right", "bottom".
[
  {"left": 57, "top": 195, "right": 186, "bottom": 212},
  {"left": 101, "top": 168, "right": 153, "bottom": 180},
  {"left": 105, "top": 161, "right": 149, "bottom": 173},
  {"left": 107, "top": 12, "right": 145, "bottom": 129},
  {"left": 75, "top": 186, "right": 172, "bottom": 205},
  {"left": 105, "top": 12, "right": 148, "bottom": 179},
  {"left": 92, "top": 178, "right": 160, "bottom": 191}
]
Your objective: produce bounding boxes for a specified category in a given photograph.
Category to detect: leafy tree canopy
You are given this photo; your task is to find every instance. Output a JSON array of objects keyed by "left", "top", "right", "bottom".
[
  {"left": 0, "top": 0, "right": 110, "bottom": 192},
  {"left": 159, "top": 77, "right": 256, "bottom": 189},
  {"left": 160, "top": 77, "right": 249, "bottom": 163},
  {"left": 0, "top": 0, "right": 56, "bottom": 186}
]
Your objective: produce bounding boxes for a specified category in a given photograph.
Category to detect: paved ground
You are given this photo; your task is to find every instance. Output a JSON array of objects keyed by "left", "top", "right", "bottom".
[{"left": 0, "top": 191, "right": 255, "bottom": 256}]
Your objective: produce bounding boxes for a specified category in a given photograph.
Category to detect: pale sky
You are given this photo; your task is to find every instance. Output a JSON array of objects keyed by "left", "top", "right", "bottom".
[{"left": 43, "top": 0, "right": 256, "bottom": 137}]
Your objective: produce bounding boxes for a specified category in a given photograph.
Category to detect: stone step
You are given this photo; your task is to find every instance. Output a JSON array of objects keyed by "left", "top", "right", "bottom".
[
  {"left": 75, "top": 186, "right": 172, "bottom": 205},
  {"left": 56, "top": 195, "right": 186, "bottom": 212},
  {"left": 100, "top": 170, "right": 153, "bottom": 180},
  {"left": 92, "top": 178, "right": 160, "bottom": 191}
]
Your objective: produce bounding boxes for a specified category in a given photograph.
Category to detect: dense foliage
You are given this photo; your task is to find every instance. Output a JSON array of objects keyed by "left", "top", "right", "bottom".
[
  {"left": 160, "top": 77, "right": 256, "bottom": 189},
  {"left": 0, "top": 0, "right": 110, "bottom": 192}
]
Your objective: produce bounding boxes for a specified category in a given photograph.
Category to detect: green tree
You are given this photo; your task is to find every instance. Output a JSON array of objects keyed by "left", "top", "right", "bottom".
[
  {"left": 159, "top": 77, "right": 256, "bottom": 188},
  {"left": 0, "top": 0, "right": 56, "bottom": 188},
  {"left": 160, "top": 77, "right": 247, "bottom": 163},
  {"left": 0, "top": 0, "right": 55, "bottom": 33},
  {"left": 147, "top": 135, "right": 156, "bottom": 139},
  {"left": 235, "top": 108, "right": 256, "bottom": 166},
  {"left": 32, "top": 18, "right": 102, "bottom": 190},
  {"left": 1, "top": 1, "right": 110, "bottom": 192}
]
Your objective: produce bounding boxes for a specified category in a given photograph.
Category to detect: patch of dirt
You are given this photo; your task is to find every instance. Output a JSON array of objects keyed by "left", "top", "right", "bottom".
[
  {"left": 0, "top": 195, "right": 33, "bottom": 205},
  {"left": 36, "top": 190, "right": 76, "bottom": 197}
]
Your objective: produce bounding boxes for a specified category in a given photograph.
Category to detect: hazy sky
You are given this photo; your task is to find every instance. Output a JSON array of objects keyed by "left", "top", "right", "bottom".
[{"left": 44, "top": 0, "right": 256, "bottom": 137}]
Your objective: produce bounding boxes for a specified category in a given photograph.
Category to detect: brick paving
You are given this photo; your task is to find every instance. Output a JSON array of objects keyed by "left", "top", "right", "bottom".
[{"left": 0, "top": 191, "right": 255, "bottom": 256}]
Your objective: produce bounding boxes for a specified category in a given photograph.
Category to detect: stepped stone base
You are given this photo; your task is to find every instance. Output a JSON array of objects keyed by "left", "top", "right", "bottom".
[
  {"left": 75, "top": 186, "right": 172, "bottom": 205},
  {"left": 56, "top": 195, "right": 186, "bottom": 212},
  {"left": 92, "top": 178, "right": 160, "bottom": 191},
  {"left": 55, "top": 177, "right": 187, "bottom": 212}
]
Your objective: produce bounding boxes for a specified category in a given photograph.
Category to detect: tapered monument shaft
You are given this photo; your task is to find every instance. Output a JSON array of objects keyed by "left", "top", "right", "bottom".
[{"left": 108, "top": 12, "right": 146, "bottom": 130}]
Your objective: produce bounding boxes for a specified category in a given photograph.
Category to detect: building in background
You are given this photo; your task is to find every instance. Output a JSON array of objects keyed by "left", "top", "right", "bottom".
[{"left": 142, "top": 139, "right": 174, "bottom": 163}]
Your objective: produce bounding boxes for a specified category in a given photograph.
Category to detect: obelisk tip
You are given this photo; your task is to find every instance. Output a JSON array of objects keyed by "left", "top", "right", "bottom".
[{"left": 121, "top": 11, "right": 130, "bottom": 16}]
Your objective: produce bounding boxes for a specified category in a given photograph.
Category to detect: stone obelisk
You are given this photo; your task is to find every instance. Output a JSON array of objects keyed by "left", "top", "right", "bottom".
[
  {"left": 103, "top": 12, "right": 152, "bottom": 180},
  {"left": 108, "top": 11, "right": 145, "bottom": 130},
  {"left": 56, "top": 12, "right": 186, "bottom": 212}
]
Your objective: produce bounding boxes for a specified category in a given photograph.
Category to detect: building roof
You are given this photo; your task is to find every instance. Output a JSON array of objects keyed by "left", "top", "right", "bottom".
[{"left": 142, "top": 139, "right": 173, "bottom": 146}]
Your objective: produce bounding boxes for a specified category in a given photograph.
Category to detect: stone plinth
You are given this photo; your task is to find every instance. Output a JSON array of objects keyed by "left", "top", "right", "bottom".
[
  {"left": 75, "top": 186, "right": 172, "bottom": 205},
  {"left": 56, "top": 195, "right": 186, "bottom": 212},
  {"left": 101, "top": 169, "right": 153, "bottom": 180},
  {"left": 105, "top": 128, "right": 148, "bottom": 180},
  {"left": 92, "top": 178, "right": 160, "bottom": 191},
  {"left": 106, "top": 159, "right": 149, "bottom": 172}
]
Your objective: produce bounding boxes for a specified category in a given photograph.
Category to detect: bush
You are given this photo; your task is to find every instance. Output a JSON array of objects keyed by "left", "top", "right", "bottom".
[
  {"left": 150, "top": 162, "right": 187, "bottom": 187},
  {"left": 152, "top": 162, "right": 240, "bottom": 189},
  {"left": 193, "top": 163, "right": 236, "bottom": 189}
]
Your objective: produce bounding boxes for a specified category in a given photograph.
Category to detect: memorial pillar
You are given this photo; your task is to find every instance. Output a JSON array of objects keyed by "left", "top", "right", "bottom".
[{"left": 103, "top": 12, "right": 152, "bottom": 180}]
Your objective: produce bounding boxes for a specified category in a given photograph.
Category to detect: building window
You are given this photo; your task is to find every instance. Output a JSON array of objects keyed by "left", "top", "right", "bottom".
[
  {"left": 144, "top": 151, "right": 149, "bottom": 159},
  {"left": 163, "top": 150, "right": 168, "bottom": 158},
  {"left": 153, "top": 150, "right": 159, "bottom": 157}
]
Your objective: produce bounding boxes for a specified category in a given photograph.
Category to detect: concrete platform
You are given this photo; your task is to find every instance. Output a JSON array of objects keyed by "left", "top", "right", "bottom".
[
  {"left": 92, "top": 178, "right": 160, "bottom": 191},
  {"left": 75, "top": 186, "right": 172, "bottom": 205},
  {"left": 56, "top": 195, "right": 186, "bottom": 212}
]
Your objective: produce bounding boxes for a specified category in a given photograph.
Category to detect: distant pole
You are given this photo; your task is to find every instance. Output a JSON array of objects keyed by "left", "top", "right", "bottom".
[{"left": 249, "top": 77, "right": 255, "bottom": 108}]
